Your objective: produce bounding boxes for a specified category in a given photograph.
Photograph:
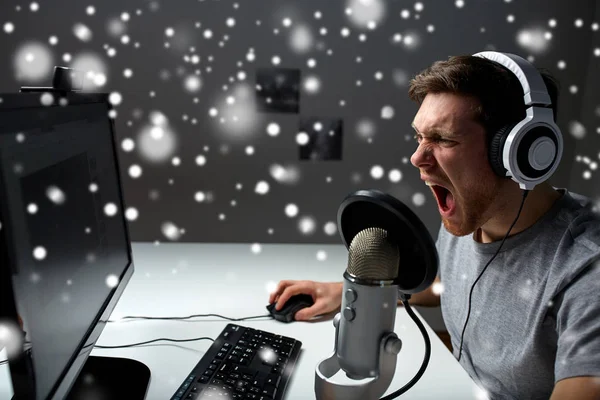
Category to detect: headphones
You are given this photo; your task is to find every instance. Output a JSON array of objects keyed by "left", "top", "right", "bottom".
[{"left": 472, "top": 51, "right": 563, "bottom": 191}]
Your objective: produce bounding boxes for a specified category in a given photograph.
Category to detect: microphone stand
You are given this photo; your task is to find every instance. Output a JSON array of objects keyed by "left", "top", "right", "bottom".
[
  {"left": 314, "top": 293, "right": 432, "bottom": 400},
  {"left": 314, "top": 312, "right": 401, "bottom": 400}
]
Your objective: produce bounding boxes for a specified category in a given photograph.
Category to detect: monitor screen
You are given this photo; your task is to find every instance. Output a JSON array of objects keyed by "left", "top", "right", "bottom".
[{"left": 0, "top": 92, "right": 135, "bottom": 399}]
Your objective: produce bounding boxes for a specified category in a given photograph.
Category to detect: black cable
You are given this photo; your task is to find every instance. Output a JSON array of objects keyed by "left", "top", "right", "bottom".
[
  {"left": 108, "top": 313, "right": 272, "bottom": 322},
  {"left": 1, "top": 314, "right": 272, "bottom": 363},
  {"left": 457, "top": 189, "right": 529, "bottom": 362},
  {"left": 380, "top": 299, "right": 431, "bottom": 400},
  {"left": 94, "top": 336, "right": 214, "bottom": 349}
]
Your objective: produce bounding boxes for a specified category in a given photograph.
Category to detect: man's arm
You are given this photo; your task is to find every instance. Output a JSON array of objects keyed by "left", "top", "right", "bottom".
[
  {"left": 397, "top": 275, "right": 441, "bottom": 307},
  {"left": 549, "top": 377, "right": 600, "bottom": 400}
]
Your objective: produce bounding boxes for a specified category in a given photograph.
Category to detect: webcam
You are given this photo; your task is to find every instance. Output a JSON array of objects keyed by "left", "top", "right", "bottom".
[{"left": 20, "top": 66, "right": 83, "bottom": 93}]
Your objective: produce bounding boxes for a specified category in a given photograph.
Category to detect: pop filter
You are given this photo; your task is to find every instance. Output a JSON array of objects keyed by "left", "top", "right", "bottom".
[{"left": 337, "top": 189, "right": 439, "bottom": 294}]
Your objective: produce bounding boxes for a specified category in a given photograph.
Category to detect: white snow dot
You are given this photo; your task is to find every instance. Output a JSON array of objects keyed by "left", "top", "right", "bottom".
[
  {"left": 196, "top": 155, "right": 207, "bottom": 166},
  {"left": 128, "top": 164, "right": 142, "bottom": 178},
  {"left": 323, "top": 222, "right": 337, "bottom": 236},
  {"left": 285, "top": 204, "right": 299, "bottom": 217},
  {"left": 27, "top": 203, "right": 38, "bottom": 214},
  {"left": 194, "top": 192, "right": 206, "bottom": 202},
  {"left": 412, "top": 192, "right": 426, "bottom": 206},
  {"left": 255, "top": 181, "right": 269, "bottom": 195},
  {"left": 106, "top": 274, "right": 119, "bottom": 288},
  {"left": 33, "top": 246, "right": 47, "bottom": 260},
  {"left": 370, "top": 165, "right": 384, "bottom": 179},
  {"left": 125, "top": 207, "right": 139, "bottom": 221},
  {"left": 267, "top": 123, "right": 280, "bottom": 137},
  {"left": 4, "top": 22, "right": 14, "bottom": 34},
  {"left": 388, "top": 169, "right": 402, "bottom": 182},
  {"left": 122, "top": 138, "right": 135, "bottom": 152},
  {"left": 109, "top": 92, "right": 122, "bottom": 106},
  {"left": 104, "top": 203, "right": 118, "bottom": 216},
  {"left": 298, "top": 216, "right": 316, "bottom": 235},
  {"left": 46, "top": 185, "right": 66, "bottom": 204},
  {"left": 381, "top": 106, "right": 394, "bottom": 119},
  {"left": 296, "top": 132, "right": 310, "bottom": 145}
]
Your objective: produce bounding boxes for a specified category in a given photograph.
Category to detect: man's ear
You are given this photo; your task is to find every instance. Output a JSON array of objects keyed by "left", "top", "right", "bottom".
[{"left": 17, "top": 314, "right": 23, "bottom": 330}]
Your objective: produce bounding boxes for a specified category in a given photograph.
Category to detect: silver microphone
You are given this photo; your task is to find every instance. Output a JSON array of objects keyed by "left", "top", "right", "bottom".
[{"left": 336, "top": 227, "right": 400, "bottom": 379}]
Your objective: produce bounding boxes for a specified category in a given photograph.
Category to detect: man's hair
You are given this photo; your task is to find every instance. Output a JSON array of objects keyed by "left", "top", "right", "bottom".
[{"left": 408, "top": 55, "right": 560, "bottom": 145}]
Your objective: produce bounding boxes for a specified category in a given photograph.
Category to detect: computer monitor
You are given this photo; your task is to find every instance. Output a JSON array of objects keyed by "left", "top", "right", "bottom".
[{"left": 0, "top": 91, "right": 150, "bottom": 399}]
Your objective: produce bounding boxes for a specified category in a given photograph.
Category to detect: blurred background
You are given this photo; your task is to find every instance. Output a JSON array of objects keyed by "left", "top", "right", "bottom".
[
  {"left": 0, "top": 0, "right": 598, "bottom": 245},
  {"left": 0, "top": 0, "right": 599, "bottom": 331}
]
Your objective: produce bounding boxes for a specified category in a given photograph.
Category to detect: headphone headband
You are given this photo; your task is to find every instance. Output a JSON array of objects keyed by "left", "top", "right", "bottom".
[
  {"left": 473, "top": 51, "right": 551, "bottom": 106},
  {"left": 471, "top": 50, "right": 562, "bottom": 191}
]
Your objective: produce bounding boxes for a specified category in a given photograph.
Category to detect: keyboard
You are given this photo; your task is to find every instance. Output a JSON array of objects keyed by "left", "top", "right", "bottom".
[{"left": 170, "top": 323, "right": 302, "bottom": 400}]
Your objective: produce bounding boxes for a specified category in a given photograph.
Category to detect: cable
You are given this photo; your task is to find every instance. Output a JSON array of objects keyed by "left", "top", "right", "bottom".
[
  {"left": 108, "top": 313, "right": 272, "bottom": 323},
  {"left": 94, "top": 336, "right": 214, "bottom": 349},
  {"left": 380, "top": 298, "right": 431, "bottom": 400},
  {"left": 457, "top": 189, "right": 529, "bottom": 362}
]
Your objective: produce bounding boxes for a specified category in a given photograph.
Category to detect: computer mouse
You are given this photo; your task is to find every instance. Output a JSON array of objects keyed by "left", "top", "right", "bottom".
[{"left": 266, "top": 294, "right": 315, "bottom": 323}]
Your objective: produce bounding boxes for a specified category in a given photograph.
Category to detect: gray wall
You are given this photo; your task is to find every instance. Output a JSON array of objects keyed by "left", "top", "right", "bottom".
[
  {"left": 1, "top": 0, "right": 598, "bottom": 245},
  {"left": 1, "top": 0, "right": 599, "bottom": 331}
]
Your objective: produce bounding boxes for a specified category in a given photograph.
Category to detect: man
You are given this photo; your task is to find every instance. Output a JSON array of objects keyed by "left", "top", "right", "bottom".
[{"left": 268, "top": 54, "right": 600, "bottom": 399}]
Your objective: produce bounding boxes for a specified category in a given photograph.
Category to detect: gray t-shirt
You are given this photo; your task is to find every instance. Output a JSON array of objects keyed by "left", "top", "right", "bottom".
[{"left": 437, "top": 188, "right": 600, "bottom": 399}]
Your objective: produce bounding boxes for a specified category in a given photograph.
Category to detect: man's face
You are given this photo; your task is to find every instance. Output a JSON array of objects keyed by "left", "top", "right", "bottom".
[{"left": 410, "top": 92, "right": 504, "bottom": 237}]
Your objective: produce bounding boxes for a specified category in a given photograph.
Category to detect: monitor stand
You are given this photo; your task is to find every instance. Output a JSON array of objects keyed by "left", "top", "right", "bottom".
[{"left": 65, "top": 356, "right": 150, "bottom": 400}]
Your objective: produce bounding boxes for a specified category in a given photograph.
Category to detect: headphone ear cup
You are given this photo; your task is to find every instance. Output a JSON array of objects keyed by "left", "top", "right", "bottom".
[{"left": 488, "top": 125, "right": 512, "bottom": 178}]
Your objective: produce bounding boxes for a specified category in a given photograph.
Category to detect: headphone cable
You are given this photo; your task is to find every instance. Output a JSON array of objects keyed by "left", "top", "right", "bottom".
[{"left": 457, "top": 189, "right": 529, "bottom": 362}]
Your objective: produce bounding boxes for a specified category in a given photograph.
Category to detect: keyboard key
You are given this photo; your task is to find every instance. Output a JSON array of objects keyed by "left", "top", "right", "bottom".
[
  {"left": 265, "top": 374, "right": 281, "bottom": 387},
  {"left": 227, "top": 355, "right": 240, "bottom": 363},
  {"left": 218, "top": 362, "right": 231, "bottom": 373},
  {"left": 215, "top": 373, "right": 227, "bottom": 380},
  {"left": 261, "top": 384, "right": 277, "bottom": 398}
]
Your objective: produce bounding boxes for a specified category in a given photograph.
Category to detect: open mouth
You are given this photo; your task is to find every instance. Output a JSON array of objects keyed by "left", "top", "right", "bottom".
[{"left": 427, "top": 183, "right": 456, "bottom": 216}]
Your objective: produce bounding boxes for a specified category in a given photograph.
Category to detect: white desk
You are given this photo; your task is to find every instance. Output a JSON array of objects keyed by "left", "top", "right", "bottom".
[{"left": 1, "top": 242, "right": 483, "bottom": 400}]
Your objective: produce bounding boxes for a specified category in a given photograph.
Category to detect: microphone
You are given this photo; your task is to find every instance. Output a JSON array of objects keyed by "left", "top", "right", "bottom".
[
  {"left": 337, "top": 227, "right": 400, "bottom": 379},
  {"left": 315, "top": 189, "right": 438, "bottom": 400}
]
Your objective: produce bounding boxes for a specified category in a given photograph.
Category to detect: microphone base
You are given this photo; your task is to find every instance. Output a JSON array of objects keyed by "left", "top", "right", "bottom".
[{"left": 315, "top": 313, "right": 401, "bottom": 400}]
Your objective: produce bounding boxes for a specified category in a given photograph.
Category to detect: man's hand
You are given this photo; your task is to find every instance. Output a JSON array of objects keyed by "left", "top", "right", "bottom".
[{"left": 268, "top": 280, "right": 343, "bottom": 321}]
